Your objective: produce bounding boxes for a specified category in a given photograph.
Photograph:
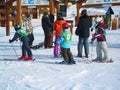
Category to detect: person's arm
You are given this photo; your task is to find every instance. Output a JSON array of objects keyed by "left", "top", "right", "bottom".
[
  {"left": 9, "top": 33, "right": 20, "bottom": 43},
  {"left": 56, "top": 34, "right": 64, "bottom": 44}
]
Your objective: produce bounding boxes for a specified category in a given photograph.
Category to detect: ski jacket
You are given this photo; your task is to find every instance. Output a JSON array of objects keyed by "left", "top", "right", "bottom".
[
  {"left": 42, "top": 15, "right": 52, "bottom": 34},
  {"left": 93, "top": 22, "right": 106, "bottom": 42},
  {"left": 57, "top": 29, "right": 72, "bottom": 48},
  {"left": 23, "top": 20, "right": 33, "bottom": 34},
  {"left": 75, "top": 15, "right": 92, "bottom": 37},
  {"left": 53, "top": 19, "right": 66, "bottom": 36},
  {"left": 10, "top": 29, "right": 29, "bottom": 43}
]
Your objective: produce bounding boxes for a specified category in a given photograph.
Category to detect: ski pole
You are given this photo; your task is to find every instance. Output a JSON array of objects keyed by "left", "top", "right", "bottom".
[{"left": 10, "top": 43, "right": 19, "bottom": 58}]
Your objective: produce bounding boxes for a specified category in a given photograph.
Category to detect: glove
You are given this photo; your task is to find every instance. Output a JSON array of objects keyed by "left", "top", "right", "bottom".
[
  {"left": 54, "top": 41, "right": 57, "bottom": 44},
  {"left": 91, "top": 28, "right": 93, "bottom": 32},
  {"left": 9, "top": 39, "right": 12, "bottom": 43},
  {"left": 91, "top": 38, "right": 95, "bottom": 44}
]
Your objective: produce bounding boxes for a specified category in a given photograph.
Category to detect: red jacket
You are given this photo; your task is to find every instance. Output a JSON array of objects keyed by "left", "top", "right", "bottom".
[{"left": 53, "top": 20, "right": 66, "bottom": 36}]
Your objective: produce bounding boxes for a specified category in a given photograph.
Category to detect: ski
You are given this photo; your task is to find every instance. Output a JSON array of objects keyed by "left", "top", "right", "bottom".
[
  {"left": 75, "top": 60, "right": 93, "bottom": 64},
  {"left": 54, "top": 61, "right": 76, "bottom": 65},
  {"left": 4, "top": 58, "right": 36, "bottom": 61},
  {"left": 91, "top": 58, "right": 113, "bottom": 63}
]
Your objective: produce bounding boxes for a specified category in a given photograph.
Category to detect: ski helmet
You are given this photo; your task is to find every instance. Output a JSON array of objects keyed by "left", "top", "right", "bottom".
[
  {"left": 62, "top": 23, "right": 69, "bottom": 29},
  {"left": 14, "top": 24, "right": 21, "bottom": 31},
  {"left": 96, "top": 17, "right": 103, "bottom": 23}
]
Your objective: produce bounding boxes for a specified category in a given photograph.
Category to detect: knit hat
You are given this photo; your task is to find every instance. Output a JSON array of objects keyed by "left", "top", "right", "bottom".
[{"left": 43, "top": 12, "right": 48, "bottom": 16}]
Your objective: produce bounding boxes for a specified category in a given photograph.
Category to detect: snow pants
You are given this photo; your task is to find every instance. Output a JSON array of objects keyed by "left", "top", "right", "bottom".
[
  {"left": 96, "top": 41, "right": 109, "bottom": 61},
  {"left": 28, "top": 33, "right": 34, "bottom": 47},
  {"left": 44, "top": 32, "right": 53, "bottom": 48},
  {"left": 22, "top": 38, "right": 33, "bottom": 57},
  {"left": 61, "top": 48, "right": 74, "bottom": 62},
  {"left": 54, "top": 36, "right": 60, "bottom": 57}
]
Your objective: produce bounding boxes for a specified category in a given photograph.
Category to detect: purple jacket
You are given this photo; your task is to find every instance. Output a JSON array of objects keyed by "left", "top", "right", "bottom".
[{"left": 95, "top": 22, "right": 106, "bottom": 42}]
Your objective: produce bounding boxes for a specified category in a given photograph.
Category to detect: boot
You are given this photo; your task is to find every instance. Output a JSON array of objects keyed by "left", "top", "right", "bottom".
[
  {"left": 25, "top": 56, "right": 34, "bottom": 60},
  {"left": 19, "top": 56, "right": 27, "bottom": 60}
]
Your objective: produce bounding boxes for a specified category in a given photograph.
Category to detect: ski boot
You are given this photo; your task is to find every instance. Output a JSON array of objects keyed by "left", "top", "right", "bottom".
[
  {"left": 25, "top": 56, "right": 35, "bottom": 61},
  {"left": 19, "top": 56, "right": 27, "bottom": 60}
]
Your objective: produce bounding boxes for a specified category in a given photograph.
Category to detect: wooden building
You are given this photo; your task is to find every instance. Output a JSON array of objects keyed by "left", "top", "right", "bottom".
[
  {"left": 0, "top": 0, "right": 86, "bottom": 36},
  {"left": 0, "top": 0, "right": 120, "bottom": 35}
]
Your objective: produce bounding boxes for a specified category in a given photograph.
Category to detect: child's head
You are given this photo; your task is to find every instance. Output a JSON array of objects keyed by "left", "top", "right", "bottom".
[
  {"left": 95, "top": 17, "right": 103, "bottom": 25},
  {"left": 14, "top": 24, "right": 21, "bottom": 31},
  {"left": 96, "top": 17, "right": 102, "bottom": 23},
  {"left": 62, "top": 23, "right": 69, "bottom": 30}
]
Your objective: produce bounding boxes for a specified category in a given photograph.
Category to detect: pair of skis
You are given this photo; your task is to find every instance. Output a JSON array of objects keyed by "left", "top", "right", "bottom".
[
  {"left": 1, "top": 58, "right": 113, "bottom": 64},
  {"left": 3, "top": 58, "right": 36, "bottom": 61}
]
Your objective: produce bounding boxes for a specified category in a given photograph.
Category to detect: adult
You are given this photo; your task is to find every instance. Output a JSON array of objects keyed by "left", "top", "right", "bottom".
[
  {"left": 42, "top": 12, "right": 53, "bottom": 48},
  {"left": 75, "top": 9, "right": 92, "bottom": 58},
  {"left": 49, "top": 13, "right": 55, "bottom": 47}
]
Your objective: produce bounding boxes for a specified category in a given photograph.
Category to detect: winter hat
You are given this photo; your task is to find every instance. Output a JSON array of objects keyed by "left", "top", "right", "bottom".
[
  {"left": 57, "top": 12, "right": 63, "bottom": 17},
  {"left": 81, "top": 9, "right": 87, "bottom": 15},
  {"left": 96, "top": 17, "right": 103, "bottom": 23},
  {"left": 62, "top": 23, "right": 69, "bottom": 29},
  {"left": 43, "top": 12, "right": 48, "bottom": 16}
]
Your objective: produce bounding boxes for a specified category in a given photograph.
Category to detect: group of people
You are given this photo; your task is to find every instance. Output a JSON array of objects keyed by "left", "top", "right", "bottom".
[
  {"left": 9, "top": 15, "right": 34, "bottom": 60},
  {"left": 76, "top": 9, "right": 110, "bottom": 62},
  {"left": 9, "top": 9, "right": 111, "bottom": 63}
]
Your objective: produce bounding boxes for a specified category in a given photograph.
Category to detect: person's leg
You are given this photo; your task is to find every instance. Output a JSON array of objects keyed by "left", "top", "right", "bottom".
[
  {"left": 83, "top": 37, "right": 89, "bottom": 58},
  {"left": 49, "top": 32, "right": 53, "bottom": 47},
  {"left": 101, "top": 42, "right": 109, "bottom": 61},
  {"left": 23, "top": 41, "right": 33, "bottom": 57},
  {"left": 54, "top": 36, "right": 60, "bottom": 57},
  {"left": 61, "top": 48, "right": 69, "bottom": 62},
  {"left": 28, "top": 33, "right": 34, "bottom": 47},
  {"left": 44, "top": 34, "right": 48, "bottom": 48},
  {"left": 96, "top": 42, "right": 102, "bottom": 60},
  {"left": 19, "top": 44, "right": 27, "bottom": 60},
  {"left": 67, "top": 48, "right": 74, "bottom": 62},
  {"left": 22, "top": 44, "right": 26, "bottom": 56},
  {"left": 77, "top": 37, "right": 83, "bottom": 57}
]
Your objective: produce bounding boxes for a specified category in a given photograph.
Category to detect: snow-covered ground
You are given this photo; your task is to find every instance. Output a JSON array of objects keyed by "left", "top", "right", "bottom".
[{"left": 0, "top": 26, "right": 120, "bottom": 90}]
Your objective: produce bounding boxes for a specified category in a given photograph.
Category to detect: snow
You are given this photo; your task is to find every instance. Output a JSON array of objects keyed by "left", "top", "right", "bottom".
[
  {"left": 67, "top": 4, "right": 120, "bottom": 16},
  {"left": 0, "top": 25, "right": 120, "bottom": 90},
  {"left": 0, "top": 3, "right": 120, "bottom": 90}
]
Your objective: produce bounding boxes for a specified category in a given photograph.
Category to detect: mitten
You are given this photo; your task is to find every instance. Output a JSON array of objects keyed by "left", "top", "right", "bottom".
[
  {"left": 91, "top": 28, "right": 93, "bottom": 32},
  {"left": 9, "top": 39, "right": 12, "bottom": 43},
  {"left": 91, "top": 38, "right": 95, "bottom": 44}
]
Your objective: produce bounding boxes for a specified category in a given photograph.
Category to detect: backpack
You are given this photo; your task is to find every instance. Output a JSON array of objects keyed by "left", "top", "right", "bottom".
[
  {"left": 62, "top": 31, "right": 72, "bottom": 43},
  {"left": 99, "top": 27, "right": 107, "bottom": 36}
]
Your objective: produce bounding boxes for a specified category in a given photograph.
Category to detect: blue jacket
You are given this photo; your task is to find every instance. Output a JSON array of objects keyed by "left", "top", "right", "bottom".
[{"left": 57, "top": 29, "right": 72, "bottom": 48}]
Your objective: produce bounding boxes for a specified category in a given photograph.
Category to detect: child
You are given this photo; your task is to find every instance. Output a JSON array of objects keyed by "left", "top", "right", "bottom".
[
  {"left": 9, "top": 24, "right": 34, "bottom": 60},
  {"left": 91, "top": 17, "right": 112, "bottom": 62},
  {"left": 56, "top": 23, "right": 75, "bottom": 64},
  {"left": 53, "top": 12, "right": 67, "bottom": 57}
]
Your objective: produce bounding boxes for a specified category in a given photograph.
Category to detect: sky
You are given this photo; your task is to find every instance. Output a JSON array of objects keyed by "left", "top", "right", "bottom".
[{"left": 0, "top": 4, "right": 120, "bottom": 90}]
